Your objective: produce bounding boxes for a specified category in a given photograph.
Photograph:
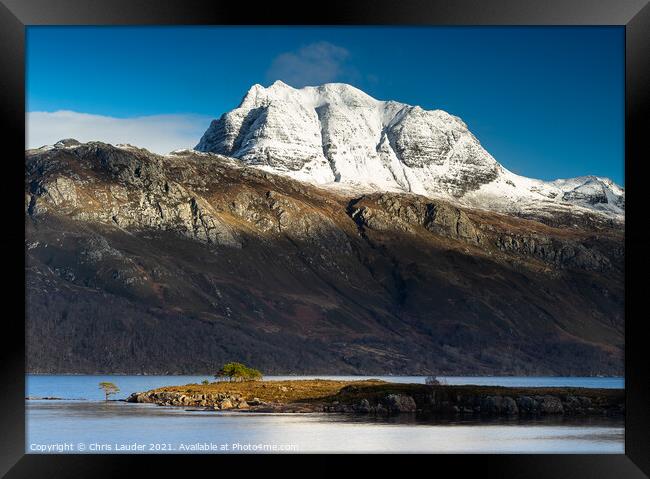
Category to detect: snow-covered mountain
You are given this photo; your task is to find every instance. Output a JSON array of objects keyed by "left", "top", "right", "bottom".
[{"left": 196, "top": 81, "right": 624, "bottom": 221}]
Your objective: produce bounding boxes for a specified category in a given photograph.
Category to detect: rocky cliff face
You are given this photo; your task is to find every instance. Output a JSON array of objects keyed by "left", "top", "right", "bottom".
[
  {"left": 25, "top": 141, "right": 624, "bottom": 375},
  {"left": 196, "top": 81, "right": 625, "bottom": 222}
]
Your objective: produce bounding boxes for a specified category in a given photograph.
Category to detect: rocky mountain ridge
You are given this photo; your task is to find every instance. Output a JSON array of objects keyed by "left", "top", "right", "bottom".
[{"left": 25, "top": 141, "right": 623, "bottom": 375}]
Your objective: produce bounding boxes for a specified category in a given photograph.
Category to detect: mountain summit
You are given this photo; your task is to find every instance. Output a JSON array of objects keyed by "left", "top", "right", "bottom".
[{"left": 196, "top": 81, "right": 624, "bottom": 221}]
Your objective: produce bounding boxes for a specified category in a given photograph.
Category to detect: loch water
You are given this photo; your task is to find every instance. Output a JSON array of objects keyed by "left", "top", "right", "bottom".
[{"left": 26, "top": 375, "right": 624, "bottom": 454}]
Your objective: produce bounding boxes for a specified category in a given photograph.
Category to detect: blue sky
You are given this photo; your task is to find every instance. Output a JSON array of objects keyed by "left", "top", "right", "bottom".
[{"left": 26, "top": 26, "right": 624, "bottom": 184}]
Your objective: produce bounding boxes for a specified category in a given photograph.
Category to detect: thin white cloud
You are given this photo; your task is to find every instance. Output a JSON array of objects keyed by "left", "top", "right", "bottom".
[
  {"left": 26, "top": 110, "right": 212, "bottom": 154},
  {"left": 266, "top": 41, "right": 357, "bottom": 87}
]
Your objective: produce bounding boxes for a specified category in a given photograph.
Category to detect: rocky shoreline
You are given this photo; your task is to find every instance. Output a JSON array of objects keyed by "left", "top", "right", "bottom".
[{"left": 126, "top": 380, "right": 624, "bottom": 417}]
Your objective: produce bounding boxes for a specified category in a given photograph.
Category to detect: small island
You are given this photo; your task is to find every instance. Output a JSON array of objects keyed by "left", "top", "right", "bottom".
[{"left": 126, "top": 365, "right": 624, "bottom": 417}]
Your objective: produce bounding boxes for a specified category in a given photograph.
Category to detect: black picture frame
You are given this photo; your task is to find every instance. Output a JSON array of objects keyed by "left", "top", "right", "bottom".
[{"left": 1, "top": 0, "right": 648, "bottom": 476}]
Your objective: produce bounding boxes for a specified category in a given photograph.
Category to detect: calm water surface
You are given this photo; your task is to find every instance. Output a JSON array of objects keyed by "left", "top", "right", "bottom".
[{"left": 26, "top": 375, "right": 624, "bottom": 454}]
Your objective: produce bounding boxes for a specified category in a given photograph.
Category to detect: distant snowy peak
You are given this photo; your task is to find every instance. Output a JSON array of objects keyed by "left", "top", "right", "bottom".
[
  {"left": 197, "top": 81, "right": 501, "bottom": 195},
  {"left": 460, "top": 173, "right": 625, "bottom": 221},
  {"left": 196, "top": 81, "right": 624, "bottom": 221},
  {"left": 552, "top": 176, "right": 624, "bottom": 208}
]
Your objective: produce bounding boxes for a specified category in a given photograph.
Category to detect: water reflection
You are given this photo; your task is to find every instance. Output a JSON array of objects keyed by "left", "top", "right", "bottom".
[{"left": 26, "top": 400, "right": 624, "bottom": 454}]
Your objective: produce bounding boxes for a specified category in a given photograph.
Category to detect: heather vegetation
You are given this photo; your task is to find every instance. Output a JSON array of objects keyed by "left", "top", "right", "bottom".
[{"left": 130, "top": 379, "right": 625, "bottom": 417}]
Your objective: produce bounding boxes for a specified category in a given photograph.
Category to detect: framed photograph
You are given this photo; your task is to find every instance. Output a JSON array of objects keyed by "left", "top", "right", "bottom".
[{"left": 1, "top": 0, "right": 648, "bottom": 476}]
